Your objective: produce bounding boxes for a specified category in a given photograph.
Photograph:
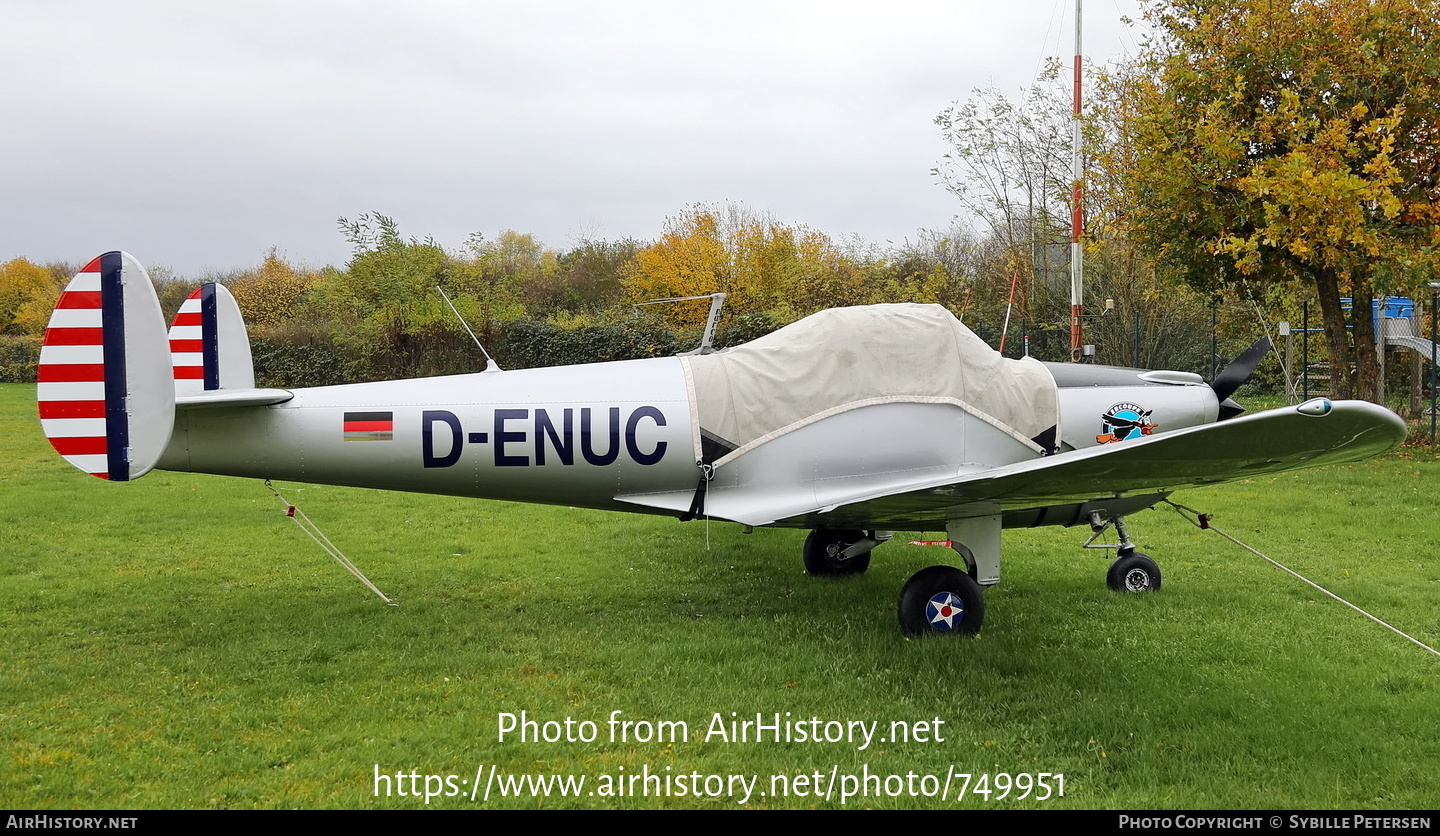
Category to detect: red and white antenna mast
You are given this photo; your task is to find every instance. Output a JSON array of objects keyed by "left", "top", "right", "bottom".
[{"left": 1069, "top": 0, "right": 1086, "bottom": 361}]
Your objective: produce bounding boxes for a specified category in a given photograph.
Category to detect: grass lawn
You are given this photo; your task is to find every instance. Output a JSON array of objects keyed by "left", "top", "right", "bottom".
[{"left": 2, "top": 383, "right": 1437, "bottom": 809}]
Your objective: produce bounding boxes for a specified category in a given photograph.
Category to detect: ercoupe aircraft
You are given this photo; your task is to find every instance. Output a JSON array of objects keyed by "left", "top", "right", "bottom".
[{"left": 37, "top": 252, "right": 1406, "bottom": 635}]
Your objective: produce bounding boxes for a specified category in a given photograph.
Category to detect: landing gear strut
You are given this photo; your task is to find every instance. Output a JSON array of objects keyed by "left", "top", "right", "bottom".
[{"left": 893, "top": 514, "right": 999, "bottom": 636}]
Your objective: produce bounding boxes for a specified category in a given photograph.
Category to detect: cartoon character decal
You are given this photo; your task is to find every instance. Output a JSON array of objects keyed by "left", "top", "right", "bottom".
[{"left": 1096, "top": 402, "right": 1156, "bottom": 444}]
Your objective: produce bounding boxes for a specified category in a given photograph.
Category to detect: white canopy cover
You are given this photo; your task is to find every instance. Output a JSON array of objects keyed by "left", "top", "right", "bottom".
[{"left": 680, "top": 303, "right": 1059, "bottom": 466}]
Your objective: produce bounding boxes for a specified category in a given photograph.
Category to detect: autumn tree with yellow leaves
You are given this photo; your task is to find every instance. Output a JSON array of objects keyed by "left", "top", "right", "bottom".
[
  {"left": 227, "top": 248, "right": 321, "bottom": 329},
  {"left": 1121, "top": 0, "right": 1440, "bottom": 401},
  {"left": 0, "top": 258, "right": 61, "bottom": 335},
  {"left": 622, "top": 205, "right": 869, "bottom": 327}
]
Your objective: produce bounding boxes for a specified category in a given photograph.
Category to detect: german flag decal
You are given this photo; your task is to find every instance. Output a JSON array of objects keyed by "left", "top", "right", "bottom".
[{"left": 343, "top": 411, "right": 394, "bottom": 441}]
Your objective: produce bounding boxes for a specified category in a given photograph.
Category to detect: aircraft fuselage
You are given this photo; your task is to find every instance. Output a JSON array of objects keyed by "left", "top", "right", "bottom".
[
  {"left": 161, "top": 355, "right": 1224, "bottom": 528},
  {"left": 160, "top": 357, "right": 696, "bottom": 513}
]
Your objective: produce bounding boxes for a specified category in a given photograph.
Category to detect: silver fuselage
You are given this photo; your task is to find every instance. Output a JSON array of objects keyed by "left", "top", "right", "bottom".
[{"left": 160, "top": 357, "right": 696, "bottom": 512}]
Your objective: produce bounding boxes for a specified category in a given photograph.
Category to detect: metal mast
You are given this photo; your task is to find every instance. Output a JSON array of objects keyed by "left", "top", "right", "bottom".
[{"left": 1069, "top": 0, "right": 1085, "bottom": 361}]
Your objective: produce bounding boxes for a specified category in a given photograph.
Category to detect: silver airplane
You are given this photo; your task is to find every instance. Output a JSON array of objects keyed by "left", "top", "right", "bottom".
[{"left": 36, "top": 252, "right": 1406, "bottom": 635}]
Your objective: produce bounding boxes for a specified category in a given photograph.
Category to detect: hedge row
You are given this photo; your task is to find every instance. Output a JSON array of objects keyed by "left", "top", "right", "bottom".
[
  {"left": 0, "top": 336, "right": 38, "bottom": 384},
  {"left": 0, "top": 315, "right": 790, "bottom": 388}
]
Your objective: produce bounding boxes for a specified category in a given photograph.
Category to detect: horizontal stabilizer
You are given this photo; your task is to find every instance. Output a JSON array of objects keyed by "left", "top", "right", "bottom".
[{"left": 176, "top": 388, "right": 293, "bottom": 409}]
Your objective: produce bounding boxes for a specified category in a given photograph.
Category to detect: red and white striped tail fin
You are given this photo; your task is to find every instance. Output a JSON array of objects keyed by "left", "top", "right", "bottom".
[
  {"left": 36, "top": 252, "right": 175, "bottom": 481},
  {"left": 169, "top": 282, "right": 255, "bottom": 395}
]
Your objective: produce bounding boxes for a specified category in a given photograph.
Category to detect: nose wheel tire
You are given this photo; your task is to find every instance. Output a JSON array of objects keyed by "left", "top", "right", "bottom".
[
  {"left": 1107, "top": 552, "right": 1161, "bottom": 592},
  {"left": 897, "top": 565, "right": 985, "bottom": 636}
]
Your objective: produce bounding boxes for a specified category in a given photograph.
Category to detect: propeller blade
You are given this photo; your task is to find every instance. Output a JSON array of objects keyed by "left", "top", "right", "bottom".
[{"left": 1211, "top": 337, "right": 1273, "bottom": 405}]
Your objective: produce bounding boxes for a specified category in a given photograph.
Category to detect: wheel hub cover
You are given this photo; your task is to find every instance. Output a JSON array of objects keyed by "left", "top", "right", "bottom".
[
  {"left": 1124, "top": 569, "right": 1152, "bottom": 591},
  {"left": 925, "top": 591, "right": 966, "bottom": 631}
]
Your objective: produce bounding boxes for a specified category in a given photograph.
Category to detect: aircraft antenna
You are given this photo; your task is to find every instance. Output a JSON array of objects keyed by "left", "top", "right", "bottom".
[
  {"left": 636, "top": 292, "right": 728, "bottom": 355},
  {"left": 998, "top": 271, "right": 1021, "bottom": 354},
  {"left": 436, "top": 286, "right": 502, "bottom": 372}
]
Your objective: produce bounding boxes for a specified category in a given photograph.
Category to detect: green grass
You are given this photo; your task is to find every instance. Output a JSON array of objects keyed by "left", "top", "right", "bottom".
[{"left": 2, "top": 384, "right": 1438, "bottom": 809}]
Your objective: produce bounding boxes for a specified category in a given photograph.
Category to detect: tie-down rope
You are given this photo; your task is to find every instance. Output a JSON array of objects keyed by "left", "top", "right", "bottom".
[
  {"left": 265, "top": 480, "right": 396, "bottom": 606},
  {"left": 1163, "top": 499, "right": 1436, "bottom": 658}
]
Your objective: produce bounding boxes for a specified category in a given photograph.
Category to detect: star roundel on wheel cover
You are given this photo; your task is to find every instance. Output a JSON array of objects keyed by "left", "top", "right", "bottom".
[{"left": 926, "top": 591, "right": 966, "bottom": 630}]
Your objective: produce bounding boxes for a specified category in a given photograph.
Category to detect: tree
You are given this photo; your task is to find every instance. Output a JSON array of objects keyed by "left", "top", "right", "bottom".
[
  {"left": 934, "top": 60, "right": 1080, "bottom": 320},
  {"left": 320, "top": 214, "right": 533, "bottom": 379},
  {"left": 862, "top": 226, "right": 979, "bottom": 315},
  {"left": 321, "top": 213, "right": 458, "bottom": 378},
  {"left": 447, "top": 230, "right": 532, "bottom": 342},
  {"left": 622, "top": 204, "right": 866, "bottom": 327},
  {"left": 543, "top": 238, "right": 639, "bottom": 315},
  {"left": 0, "top": 258, "right": 61, "bottom": 335},
  {"left": 1121, "top": 0, "right": 1440, "bottom": 401},
  {"left": 934, "top": 57, "right": 1224, "bottom": 364},
  {"left": 622, "top": 204, "right": 739, "bottom": 326},
  {"left": 227, "top": 248, "right": 317, "bottom": 328},
  {"left": 460, "top": 229, "right": 550, "bottom": 322}
]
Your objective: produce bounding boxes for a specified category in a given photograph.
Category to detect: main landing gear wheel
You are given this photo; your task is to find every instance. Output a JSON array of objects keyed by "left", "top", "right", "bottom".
[
  {"left": 897, "top": 565, "right": 985, "bottom": 636},
  {"left": 803, "top": 530, "right": 872, "bottom": 576},
  {"left": 1107, "top": 552, "right": 1162, "bottom": 592}
]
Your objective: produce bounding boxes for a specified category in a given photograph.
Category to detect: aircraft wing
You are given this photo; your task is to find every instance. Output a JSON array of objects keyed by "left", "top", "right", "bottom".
[
  {"left": 817, "top": 398, "right": 1404, "bottom": 526},
  {"left": 634, "top": 399, "right": 1405, "bottom": 528}
]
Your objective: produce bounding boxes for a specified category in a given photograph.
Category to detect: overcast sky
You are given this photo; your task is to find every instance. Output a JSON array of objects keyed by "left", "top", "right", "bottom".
[{"left": 2, "top": 0, "right": 1149, "bottom": 277}]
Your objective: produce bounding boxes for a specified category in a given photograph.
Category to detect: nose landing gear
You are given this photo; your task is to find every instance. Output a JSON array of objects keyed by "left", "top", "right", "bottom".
[{"left": 1084, "top": 512, "right": 1162, "bottom": 592}]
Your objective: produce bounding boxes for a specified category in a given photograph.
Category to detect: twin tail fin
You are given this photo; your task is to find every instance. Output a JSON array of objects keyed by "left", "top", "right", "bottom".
[
  {"left": 37, "top": 252, "right": 174, "bottom": 480},
  {"left": 37, "top": 251, "right": 288, "bottom": 481}
]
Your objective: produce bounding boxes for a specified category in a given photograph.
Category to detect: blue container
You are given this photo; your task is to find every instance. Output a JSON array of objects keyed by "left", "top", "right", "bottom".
[{"left": 1340, "top": 296, "right": 1415, "bottom": 330}]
